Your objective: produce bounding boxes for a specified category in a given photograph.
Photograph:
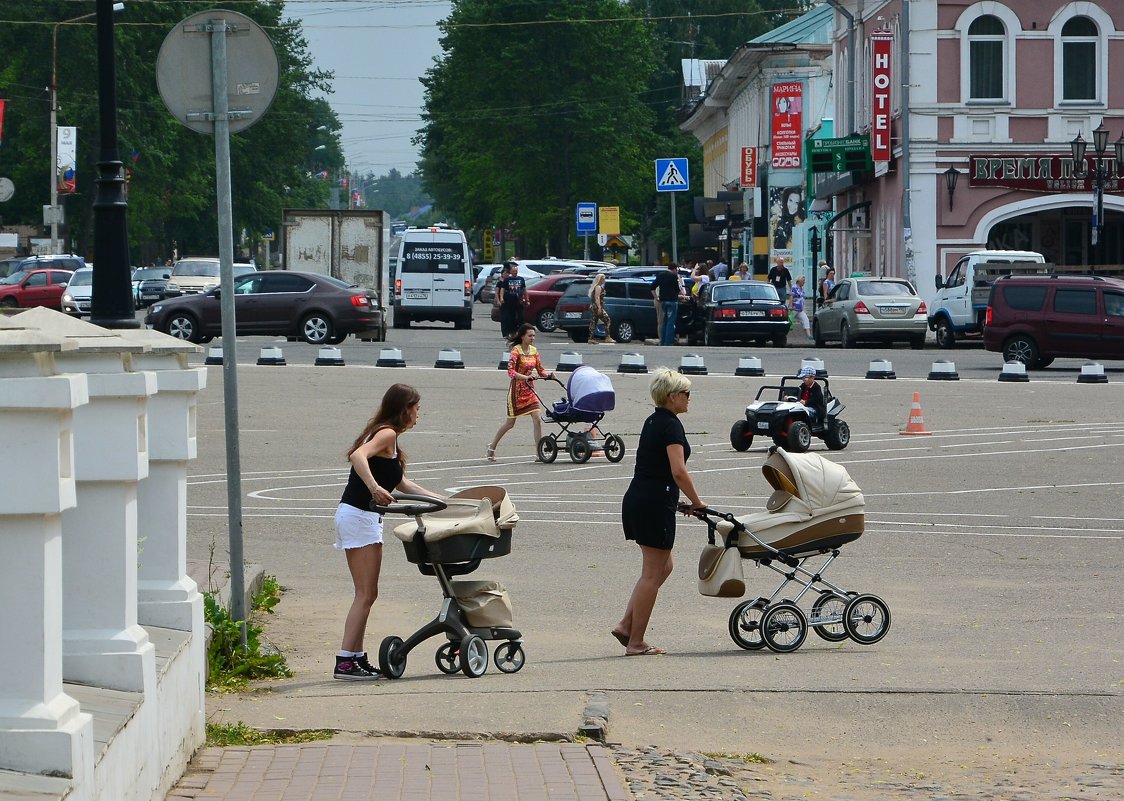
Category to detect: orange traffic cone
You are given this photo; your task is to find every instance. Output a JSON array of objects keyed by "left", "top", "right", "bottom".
[{"left": 900, "top": 391, "right": 932, "bottom": 436}]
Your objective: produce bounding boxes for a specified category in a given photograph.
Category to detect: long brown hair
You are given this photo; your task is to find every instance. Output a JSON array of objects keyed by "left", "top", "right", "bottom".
[{"left": 346, "top": 383, "right": 420, "bottom": 468}]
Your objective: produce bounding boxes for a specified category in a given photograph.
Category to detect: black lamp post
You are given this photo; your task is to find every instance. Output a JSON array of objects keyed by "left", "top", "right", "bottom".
[
  {"left": 90, "top": 0, "right": 138, "bottom": 328},
  {"left": 809, "top": 226, "right": 822, "bottom": 301},
  {"left": 944, "top": 165, "right": 960, "bottom": 212},
  {"left": 1071, "top": 123, "right": 1124, "bottom": 272}
]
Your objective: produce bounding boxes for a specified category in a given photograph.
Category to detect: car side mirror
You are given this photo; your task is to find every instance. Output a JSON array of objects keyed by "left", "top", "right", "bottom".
[{"left": 934, "top": 274, "right": 943, "bottom": 290}]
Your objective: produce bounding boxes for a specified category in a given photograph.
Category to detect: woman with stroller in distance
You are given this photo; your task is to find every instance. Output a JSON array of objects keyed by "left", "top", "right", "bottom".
[
  {"left": 333, "top": 383, "right": 445, "bottom": 680},
  {"left": 587, "top": 273, "right": 615, "bottom": 343},
  {"left": 486, "top": 323, "right": 555, "bottom": 462},
  {"left": 613, "top": 367, "right": 705, "bottom": 656}
]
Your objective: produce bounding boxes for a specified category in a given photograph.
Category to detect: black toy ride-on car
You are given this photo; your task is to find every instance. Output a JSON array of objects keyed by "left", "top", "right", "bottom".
[{"left": 730, "top": 376, "right": 850, "bottom": 453}]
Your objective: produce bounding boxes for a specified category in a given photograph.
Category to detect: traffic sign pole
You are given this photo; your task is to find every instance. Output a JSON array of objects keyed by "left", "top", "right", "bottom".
[
  {"left": 584, "top": 233, "right": 589, "bottom": 260},
  {"left": 671, "top": 195, "right": 677, "bottom": 263}
]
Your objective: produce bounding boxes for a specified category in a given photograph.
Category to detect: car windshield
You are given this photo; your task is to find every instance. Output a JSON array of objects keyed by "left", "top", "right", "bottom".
[
  {"left": 172, "top": 260, "right": 220, "bottom": 278},
  {"left": 713, "top": 283, "right": 778, "bottom": 302},
  {"left": 857, "top": 281, "right": 915, "bottom": 297},
  {"left": 68, "top": 270, "right": 93, "bottom": 287},
  {"left": 133, "top": 268, "right": 169, "bottom": 281},
  {"left": 1, "top": 270, "right": 29, "bottom": 284}
]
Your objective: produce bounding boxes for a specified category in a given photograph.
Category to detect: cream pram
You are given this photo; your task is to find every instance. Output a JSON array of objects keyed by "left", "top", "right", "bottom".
[
  {"left": 371, "top": 486, "right": 523, "bottom": 678},
  {"left": 693, "top": 447, "right": 890, "bottom": 653}
]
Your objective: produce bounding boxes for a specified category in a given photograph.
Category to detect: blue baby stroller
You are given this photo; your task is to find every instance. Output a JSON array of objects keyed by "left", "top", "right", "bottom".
[{"left": 534, "top": 365, "right": 625, "bottom": 464}]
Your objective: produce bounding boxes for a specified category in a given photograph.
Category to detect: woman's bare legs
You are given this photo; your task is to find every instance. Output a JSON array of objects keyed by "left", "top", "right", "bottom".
[
  {"left": 531, "top": 411, "right": 543, "bottom": 446},
  {"left": 489, "top": 416, "right": 516, "bottom": 456},
  {"left": 341, "top": 543, "right": 383, "bottom": 653},
  {"left": 614, "top": 545, "right": 674, "bottom": 653}
]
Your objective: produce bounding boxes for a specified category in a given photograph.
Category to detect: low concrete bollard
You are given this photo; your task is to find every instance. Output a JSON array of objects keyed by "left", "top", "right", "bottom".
[
  {"left": 204, "top": 345, "right": 223, "bottom": 365},
  {"left": 998, "top": 361, "right": 1029, "bottom": 382},
  {"left": 1077, "top": 362, "right": 1108, "bottom": 384},
  {"left": 927, "top": 359, "right": 960, "bottom": 380},
  {"left": 314, "top": 346, "right": 345, "bottom": 366},
  {"left": 557, "top": 351, "right": 584, "bottom": 372},
  {"left": 617, "top": 352, "right": 647, "bottom": 374},
  {"left": 256, "top": 346, "right": 286, "bottom": 366},
  {"left": 678, "top": 353, "right": 707, "bottom": 375},
  {"left": 865, "top": 358, "right": 896, "bottom": 379},
  {"left": 498, "top": 350, "right": 510, "bottom": 370},
  {"left": 376, "top": 347, "right": 406, "bottom": 367},
  {"left": 434, "top": 348, "right": 465, "bottom": 369},
  {"left": 734, "top": 355, "right": 764, "bottom": 377}
]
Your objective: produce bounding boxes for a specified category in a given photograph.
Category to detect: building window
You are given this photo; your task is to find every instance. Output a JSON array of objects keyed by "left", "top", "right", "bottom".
[
  {"left": 1061, "top": 17, "right": 1097, "bottom": 101},
  {"left": 968, "top": 15, "right": 1005, "bottom": 100}
]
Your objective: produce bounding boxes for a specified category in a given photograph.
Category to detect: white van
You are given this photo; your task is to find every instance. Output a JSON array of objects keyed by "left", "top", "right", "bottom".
[{"left": 392, "top": 226, "right": 473, "bottom": 329}]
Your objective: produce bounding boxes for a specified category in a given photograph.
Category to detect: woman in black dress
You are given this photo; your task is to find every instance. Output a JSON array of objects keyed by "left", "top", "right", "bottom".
[{"left": 612, "top": 368, "right": 705, "bottom": 655}]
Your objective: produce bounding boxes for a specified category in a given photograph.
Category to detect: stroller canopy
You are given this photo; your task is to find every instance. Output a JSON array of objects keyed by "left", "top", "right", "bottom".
[
  {"left": 762, "top": 449, "right": 863, "bottom": 514},
  {"left": 567, "top": 365, "right": 616, "bottom": 413}
]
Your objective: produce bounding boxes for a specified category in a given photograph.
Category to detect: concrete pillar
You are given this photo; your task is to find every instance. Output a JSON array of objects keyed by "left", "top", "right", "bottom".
[{"left": 0, "top": 318, "right": 96, "bottom": 788}]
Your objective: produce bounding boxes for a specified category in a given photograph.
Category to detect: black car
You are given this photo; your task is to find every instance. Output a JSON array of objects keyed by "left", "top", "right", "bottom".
[
  {"left": 132, "top": 267, "right": 181, "bottom": 308},
  {"left": 145, "top": 271, "right": 382, "bottom": 345},
  {"left": 686, "top": 279, "right": 791, "bottom": 346},
  {"left": 554, "top": 277, "right": 693, "bottom": 343}
]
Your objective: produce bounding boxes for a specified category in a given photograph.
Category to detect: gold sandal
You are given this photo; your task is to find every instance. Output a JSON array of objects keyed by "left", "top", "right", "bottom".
[{"left": 485, "top": 446, "right": 497, "bottom": 463}]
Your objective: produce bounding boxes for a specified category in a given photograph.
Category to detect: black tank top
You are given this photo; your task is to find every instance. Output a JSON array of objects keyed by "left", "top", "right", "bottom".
[{"left": 340, "top": 449, "right": 404, "bottom": 511}]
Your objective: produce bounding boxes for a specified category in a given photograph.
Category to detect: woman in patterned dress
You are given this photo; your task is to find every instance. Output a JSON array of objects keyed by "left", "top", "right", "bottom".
[{"left": 486, "top": 323, "right": 554, "bottom": 461}]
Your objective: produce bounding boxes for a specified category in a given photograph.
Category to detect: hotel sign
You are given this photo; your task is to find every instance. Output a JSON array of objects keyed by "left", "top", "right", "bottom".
[
  {"left": 870, "top": 30, "right": 894, "bottom": 163},
  {"left": 969, "top": 155, "right": 1121, "bottom": 192}
]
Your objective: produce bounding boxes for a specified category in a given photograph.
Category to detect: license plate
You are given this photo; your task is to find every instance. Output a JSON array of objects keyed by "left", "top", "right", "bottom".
[
  {"left": 757, "top": 422, "right": 769, "bottom": 430},
  {"left": 405, "top": 291, "right": 427, "bottom": 300},
  {"left": 739, "top": 310, "right": 765, "bottom": 318},
  {"left": 879, "top": 306, "right": 907, "bottom": 316},
  {"left": 564, "top": 311, "right": 580, "bottom": 319}
]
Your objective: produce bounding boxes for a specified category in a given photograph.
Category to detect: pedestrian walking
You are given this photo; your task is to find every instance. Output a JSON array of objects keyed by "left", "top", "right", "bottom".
[
  {"left": 497, "top": 260, "right": 528, "bottom": 337},
  {"left": 486, "top": 324, "right": 554, "bottom": 461},
  {"left": 768, "top": 257, "right": 792, "bottom": 304},
  {"left": 587, "top": 273, "right": 614, "bottom": 343},
  {"left": 652, "top": 263, "right": 684, "bottom": 346},
  {"left": 790, "top": 276, "right": 812, "bottom": 340}
]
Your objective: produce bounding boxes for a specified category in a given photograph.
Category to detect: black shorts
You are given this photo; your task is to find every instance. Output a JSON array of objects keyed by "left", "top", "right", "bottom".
[{"left": 621, "top": 479, "right": 678, "bottom": 550}]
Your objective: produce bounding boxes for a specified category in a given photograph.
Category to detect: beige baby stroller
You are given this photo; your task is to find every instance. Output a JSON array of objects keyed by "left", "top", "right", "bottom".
[
  {"left": 372, "top": 486, "right": 523, "bottom": 678},
  {"left": 693, "top": 447, "right": 890, "bottom": 653}
]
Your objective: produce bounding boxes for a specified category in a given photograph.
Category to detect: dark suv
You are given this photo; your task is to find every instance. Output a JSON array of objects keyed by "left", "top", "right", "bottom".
[
  {"left": 554, "top": 278, "right": 692, "bottom": 343},
  {"left": 982, "top": 274, "right": 1124, "bottom": 367}
]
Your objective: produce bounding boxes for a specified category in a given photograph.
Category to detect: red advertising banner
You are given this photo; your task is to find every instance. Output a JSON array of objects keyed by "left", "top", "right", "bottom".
[
  {"left": 741, "top": 146, "right": 757, "bottom": 186},
  {"left": 770, "top": 83, "right": 803, "bottom": 169},
  {"left": 870, "top": 31, "right": 893, "bottom": 162}
]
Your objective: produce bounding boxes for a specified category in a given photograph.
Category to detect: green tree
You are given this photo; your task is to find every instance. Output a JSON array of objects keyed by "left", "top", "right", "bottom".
[
  {"left": 416, "top": 0, "right": 662, "bottom": 256},
  {"left": 362, "top": 169, "right": 431, "bottom": 219}
]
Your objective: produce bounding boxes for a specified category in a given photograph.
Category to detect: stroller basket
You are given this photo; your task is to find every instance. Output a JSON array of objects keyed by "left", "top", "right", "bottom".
[{"left": 394, "top": 485, "right": 518, "bottom": 565}]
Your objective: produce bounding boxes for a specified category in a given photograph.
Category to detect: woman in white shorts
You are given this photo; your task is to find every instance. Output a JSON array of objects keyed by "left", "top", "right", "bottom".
[{"left": 333, "top": 383, "right": 443, "bottom": 680}]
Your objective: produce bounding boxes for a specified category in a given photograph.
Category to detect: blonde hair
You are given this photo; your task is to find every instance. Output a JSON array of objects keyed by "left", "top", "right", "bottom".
[
  {"left": 587, "top": 272, "right": 606, "bottom": 297},
  {"left": 649, "top": 367, "right": 691, "bottom": 406},
  {"left": 796, "top": 275, "right": 806, "bottom": 285}
]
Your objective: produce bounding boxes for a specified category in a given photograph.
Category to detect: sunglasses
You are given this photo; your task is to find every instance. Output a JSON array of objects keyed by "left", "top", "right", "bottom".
[{"left": 678, "top": 390, "right": 691, "bottom": 398}]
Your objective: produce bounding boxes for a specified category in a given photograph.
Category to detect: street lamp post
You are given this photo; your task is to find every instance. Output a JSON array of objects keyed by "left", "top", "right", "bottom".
[{"left": 1071, "top": 123, "right": 1124, "bottom": 272}]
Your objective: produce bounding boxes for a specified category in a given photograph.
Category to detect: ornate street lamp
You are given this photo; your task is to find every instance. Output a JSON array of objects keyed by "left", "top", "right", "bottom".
[
  {"left": 1070, "top": 122, "right": 1121, "bottom": 272},
  {"left": 1069, "top": 132, "right": 1086, "bottom": 169},
  {"left": 943, "top": 165, "right": 960, "bottom": 211}
]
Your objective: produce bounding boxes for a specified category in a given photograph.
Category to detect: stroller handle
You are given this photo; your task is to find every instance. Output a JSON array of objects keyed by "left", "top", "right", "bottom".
[{"left": 370, "top": 492, "right": 449, "bottom": 517}]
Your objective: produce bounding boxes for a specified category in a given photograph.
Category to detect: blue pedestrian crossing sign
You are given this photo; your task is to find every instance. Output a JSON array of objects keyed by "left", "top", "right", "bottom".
[
  {"left": 655, "top": 158, "right": 689, "bottom": 192},
  {"left": 576, "top": 202, "right": 597, "bottom": 233}
]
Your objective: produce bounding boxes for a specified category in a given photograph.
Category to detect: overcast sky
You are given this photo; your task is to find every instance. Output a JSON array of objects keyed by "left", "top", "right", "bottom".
[{"left": 286, "top": 1, "right": 452, "bottom": 178}]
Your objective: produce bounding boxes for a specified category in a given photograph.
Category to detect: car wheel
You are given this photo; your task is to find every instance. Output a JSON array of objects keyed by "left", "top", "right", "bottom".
[
  {"left": 1036, "top": 356, "right": 1054, "bottom": 369},
  {"left": 703, "top": 324, "right": 721, "bottom": 347},
  {"left": 454, "top": 313, "right": 472, "bottom": 330},
  {"left": 813, "top": 320, "right": 825, "bottom": 347},
  {"left": 326, "top": 333, "right": 347, "bottom": 345},
  {"left": 1002, "top": 335, "right": 1038, "bottom": 367},
  {"left": 569, "top": 330, "right": 589, "bottom": 343},
  {"left": 611, "top": 320, "right": 635, "bottom": 344},
  {"left": 1, "top": 297, "right": 19, "bottom": 308},
  {"left": 840, "top": 321, "right": 855, "bottom": 348},
  {"left": 165, "top": 312, "right": 200, "bottom": 342},
  {"left": 910, "top": 334, "right": 925, "bottom": 350},
  {"left": 772, "top": 333, "right": 788, "bottom": 348},
  {"left": 392, "top": 310, "right": 409, "bottom": 329},
  {"left": 935, "top": 318, "right": 956, "bottom": 348},
  {"left": 301, "top": 313, "right": 333, "bottom": 345},
  {"left": 536, "top": 309, "right": 557, "bottom": 333}
]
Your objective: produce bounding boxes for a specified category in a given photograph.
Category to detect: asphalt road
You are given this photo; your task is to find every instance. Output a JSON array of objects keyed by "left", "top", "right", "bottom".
[{"left": 185, "top": 301, "right": 1122, "bottom": 767}]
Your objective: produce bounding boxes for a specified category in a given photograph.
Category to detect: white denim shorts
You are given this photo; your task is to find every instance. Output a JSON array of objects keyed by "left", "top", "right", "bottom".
[{"left": 334, "top": 503, "right": 383, "bottom": 550}]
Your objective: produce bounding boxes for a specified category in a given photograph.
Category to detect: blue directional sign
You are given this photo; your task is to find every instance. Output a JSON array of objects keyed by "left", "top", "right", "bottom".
[
  {"left": 655, "top": 158, "right": 689, "bottom": 192},
  {"left": 576, "top": 202, "right": 598, "bottom": 233}
]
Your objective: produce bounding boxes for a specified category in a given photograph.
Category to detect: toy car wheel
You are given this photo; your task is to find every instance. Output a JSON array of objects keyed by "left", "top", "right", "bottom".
[
  {"left": 761, "top": 602, "right": 808, "bottom": 653},
  {"left": 460, "top": 635, "right": 489, "bottom": 678},
  {"left": 537, "top": 436, "right": 558, "bottom": 464},
  {"left": 378, "top": 635, "right": 407, "bottom": 679},
  {"left": 730, "top": 420, "right": 753, "bottom": 452},
  {"left": 786, "top": 420, "right": 812, "bottom": 453},
  {"left": 569, "top": 436, "right": 592, "bottom": 463},
  {"left": 843, "top": 594, "right": 891, "bottom": 645},
  {"left": 728, "top": 598, "right": 768, "bottom": 650},
  {"left": 604, "top": 434, "right": 625, "bottom": 463},
  {"left": 435, "top": 641, "right": 459, "bottom": 674},
  {"left": 810, "top": 592, "right": 849, "bottom": 642},
  {"left": 494, "top": 641, "right": 525, "bottom": 674},
  {"left": 823, "top": 420, "right": 850, "bottom": 451}
]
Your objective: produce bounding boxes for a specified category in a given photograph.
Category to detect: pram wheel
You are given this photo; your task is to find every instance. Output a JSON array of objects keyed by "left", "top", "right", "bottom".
[
  {"left": 604, "top": 434, "right": 625, "bottom": 463},
  {"left": 494, "top": 641, "right": 526, "bottom": 673},
  {"left": 843, "top": 594, "right": 891, "bottom": 645},
  {"left": 761, "top": 602, "right": 809, "bottom": 653},
  {"left": 810, "top": 592, "right": 850, "bottom": 642},
  {"left": 460, "top": 635, "right": 489, "bottom": 678},
  {"left": 569, "top": 436, "right": 592, "bottom": 463},
  {"left": 728, "top": 598, "right": 768, "bottom": 650},
  {"left": 536, "top": 436, "right": 558, "bottom": 464},
  {"left": 378, "top": 635, "right": 407, "bottom": 679},
  {"left": 435, "top": 641, "right": 460, "bottom": 674}
]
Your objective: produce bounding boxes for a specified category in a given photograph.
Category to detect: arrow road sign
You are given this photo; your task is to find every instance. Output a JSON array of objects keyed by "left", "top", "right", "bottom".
[
  {"left": 655, "top": 158, "right": 689, "bottom": 192},
  {"left": 576, "top": 202, "right": 597, "bottom": 233}
]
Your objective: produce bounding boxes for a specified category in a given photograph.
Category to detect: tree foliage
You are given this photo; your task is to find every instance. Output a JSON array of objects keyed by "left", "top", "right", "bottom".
[
  {"left": 361, "top": 168, "right": 430, "bottom": 220},
  {"left": 0, "top": 1, "right": 340, "bottom": 263}
]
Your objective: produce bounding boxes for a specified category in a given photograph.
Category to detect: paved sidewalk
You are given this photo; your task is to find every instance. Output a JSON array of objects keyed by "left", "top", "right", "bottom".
[{"left": 168, "top": 741, "right": 630, "bottom": 801}]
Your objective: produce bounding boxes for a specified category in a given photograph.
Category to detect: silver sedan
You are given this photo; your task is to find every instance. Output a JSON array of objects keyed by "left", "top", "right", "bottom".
[{"left": 813, "top": 277, "right": 928, "bottom": 349}]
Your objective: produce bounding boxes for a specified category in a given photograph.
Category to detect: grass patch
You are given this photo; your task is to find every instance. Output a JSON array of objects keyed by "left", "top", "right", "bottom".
[
  {"left": 702, "top": 751, "right": 772, "bottom": 764},
  {"left": 206, "top": 722, "right": 334, "bottom": 747},
  {"left": 203, "top": 573, "right": 292, "bottom": 692}
]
